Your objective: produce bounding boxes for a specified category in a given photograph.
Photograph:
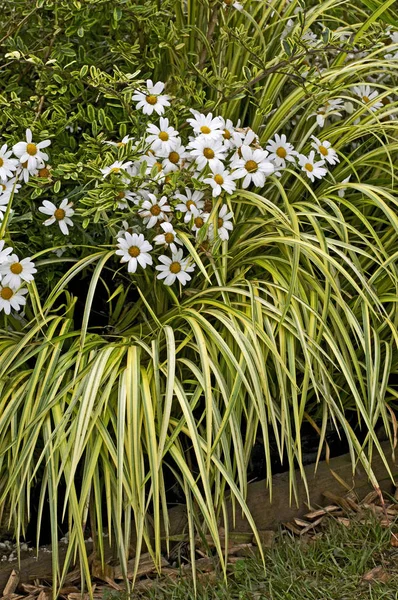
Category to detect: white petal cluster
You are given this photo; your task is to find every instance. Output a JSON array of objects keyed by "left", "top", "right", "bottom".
[
  {"left": 0, "top": 240, "right": 33, "bottom": 315},
  {"left": 93, "top": 79, "right": 348, "bottom": 287},
  {"left": 0, "top": 76, "right": 354, "bottom": 297}
]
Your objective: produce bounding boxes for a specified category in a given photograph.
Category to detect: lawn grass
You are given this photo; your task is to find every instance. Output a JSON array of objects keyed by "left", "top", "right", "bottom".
[{"left": 120, "top": 518, "right": 398, "bottom": 599}]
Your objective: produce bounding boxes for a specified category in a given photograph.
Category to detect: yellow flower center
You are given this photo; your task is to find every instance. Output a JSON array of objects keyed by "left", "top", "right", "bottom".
[
  {"left": 10, "top": 263, "right": 23, "bottom": 275},
  {"left": 27, "top": 143, "right": 37, "bottom": 156},
  {"left": 117, "top": 141, "right": 126, "bottom": 147},
  {"left": 186, "top": 200, "right": 195, "bottom": 210},
  {"left": 170, "top": 261, "right": 181, "bottom": 274},
  {"left": 0, "top": 158, "right": 3, "bottom": 168},
  {"left": 128, "top": 246, "right": 140, "bottom": 258},
  {"left": 319, "top": 145, "right": 328, "bottom": 156},
  {"left": 224, "top": 0, "right": 233, "bottom": 5},
  {"left": 111, "top": 167, "right": 121, "bottom": 173},
  {"left": 146, "top": 95, "right": 158, "bottom": 105},
  {"left": 150, "top": 204, "right": 161, "bottom": 216},
  {"left": 203, "top": 148, "right": 215, "bottom": 159},
  {"left": 0, "top": 287, "right": 13, "bottom": 300},
  {"left": 214, "top": 174, "right": 224, "bottom": 185},
  {"left": 305, "top": 163, "right": 314, "bottom": 172},
  {"left": 21, "top": 160, "right": 29, "bottom": 169},
  {"left": 217, "top": 217, "right": 224, "bottom": 228},
  {"left": 54, "top": 208, "right": 66, "bottom": 220},
  {"left": 0, "top": 184, "right": 6, "bottom": 191},
  {"left": 194, "top": 216, "right": 204, "bottom": 228},
  {"left": 164, "top": 232, "right": 174, "bottom": 244},
  {"left": 155, "top": 162, "right": 163, "bottom": 172},
  {"left": 168, "top": 151, "right": 180, "bottom": 164},
  {"left": 38, "top": 167, "right": 50, "bottom": 178},
  {"left": 223, "top": 129, "right": 231, "bottom": 140},
  {"left": 245, "top": 160, "right": 258, "bottom": 173},
  {"left": 117, "top": 191, "right": 126, "bottom": 199},
  {"left": 276, "top": 147, "right": 287, "bottom": 159},
  {"left": 200, "top": 126, "right": 211, "bottom": 134},
  {"left": 362, "top": 95, "right": 370, "bottom": 103},
  {"left": 159, "top": 131, "right": 169, "bottom": 141}
]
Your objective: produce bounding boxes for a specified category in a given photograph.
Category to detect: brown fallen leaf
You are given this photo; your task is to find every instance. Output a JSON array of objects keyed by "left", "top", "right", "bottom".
[
  {"left": 390, "top": 532, "right": 398, "bottom": 547},
  {"left": 362, "top": 566, "right": 391, "bottom": 584},
  {"left": 2, "top": 570, "right": 19, "bottom": 596},
  {"left": 304, "top": 505, "right": 339, "bottom": 520},
  {"left": 283, "top": 523, "right": 302, "bottom": 536},
  {"left": 300, "top": 517, "right": 324, "bottom": 535},
  {"left": 293, "top": 518, "right": 312, "bottom": 528},
  {"left": 37, "top": 590, "right": 52, "bottom": 600}
]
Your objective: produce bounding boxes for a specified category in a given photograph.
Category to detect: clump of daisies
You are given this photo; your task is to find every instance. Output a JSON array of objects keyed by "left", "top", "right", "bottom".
[
  {"left": 0, "top": 128, "right": 53, "bottom": 314},
  {"left": 103, "top": 80, "right": 345, "bottom": 286},
  {"left": 0, "top": 240, "right": 35, "bottom": 315},
  {"left": 1, "top": 76, "right": 375, "bottom": 307}
]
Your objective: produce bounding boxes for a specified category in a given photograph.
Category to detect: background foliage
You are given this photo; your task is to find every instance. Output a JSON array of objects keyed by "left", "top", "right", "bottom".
[{"left": 1, "top": 0, "right": 398, "bottom": 594}]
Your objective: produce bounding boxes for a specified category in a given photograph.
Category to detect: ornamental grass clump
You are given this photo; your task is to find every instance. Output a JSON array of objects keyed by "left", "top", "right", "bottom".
[{"left": 0, "top": 0, "right": 398, "bottom": 594}]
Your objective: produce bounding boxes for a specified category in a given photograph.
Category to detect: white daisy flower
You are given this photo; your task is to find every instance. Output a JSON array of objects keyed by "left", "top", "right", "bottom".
[
  {"left": 153, "top": 222, "right": 182, "bottom": 254},
  {"left": 104, "top": 135, "right": 134, "bottom": 148},
  {"left": 39, "top": 198, "right": 75, "bottom": 235},
  {"left": 156, "top": 249, "right": 195, "bottom": 286},
  {"left": 223, "top": 0, "right": 243, "bottom": 10},
  {"left": 219, "top": 118, "right": 244, "bottom": 150},
  {"left": 298, "top": 151, "right": 327, "bottom": 182},
  {"left": 310, "top": 99, "right": 345, "bottom": 127},
  {"left": 0, "top": 144, "right": 18, "bottom": 182},
  {"left": 127, "top": 188, "right": 151, "bottom": 207},
  {"left": 139, "top": 153, "right": 167, "bottom": 180},
  {"left": 209, "top": 204, "right": 234, "bottom": 241},
  {"left": 311, "top": 136, "right": 339, "bottom": 166},
  {"left": 139, "top": 193, "right": 171, "bottom": 228},
  {"left": 116, "top": 220, "right": 135, "bottom": 239},
  {"left": 0, "top": 254, "right": 37, "bottom": 288},
  {"left": 146, "top": 118, "right": 179, "bottom": 154},
  {"left": 13, "top": 129, "right": 51, "bottom": 171},
  {"left": 203, "top": 164, "right": 237, "bottom": 197},
  {"left": 188, "top": 137, "right": 226, "bottom": 171},
  {"left": 115, "top": 232, "right": 153, "bottom": 274},
  {"left": 187, "top": 110, "right": 224, "bottom": 141},
  {"left": 266, "top": 134, "right": 297, "bottom": 168},
  {"left": 65, "top": 124, "right": 82, "bottom": 134},
  {"left": 132, "top": 80, "right": 170, "bottom": 116},
  {"left": 191, "top": 206, "right": 210, "bottom": 238},
  {"left": 100, "top": 160, "right": 132, "bottom": 178},
  {"left": 0, "top": 283, "right": 28, "bottom": 315},
  {"left": 160, "top": 141, "right": 188, "bottom": 173},
  {"left": 17, "top": 160, "right": 40, "bottom": 183},
  {"left": 351, "top": 85, "right": 383, "bottom": 112},
  {"left": 0, "top": 178, "right": 21, "bottom": 198},
  {"left": 0, "top": 240, "right": 13, "bottom": 264},
  {"left": 114, "top": 188, "right": 137, "bottom": 209},
  {"left": 232, "top": 145, "right": 274, "bottom": 188},
  {"left": 338, "top": 176, "right": 351, "bottom": 198},
  {"left": 302, "top": 29, "right": 318, "bottom": 45},
  {"left": 232, "top": 128, "right": 259, "bottom": 151},
  {"left": 175, "top": 189, "right": 205, "bottom": 222}
]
